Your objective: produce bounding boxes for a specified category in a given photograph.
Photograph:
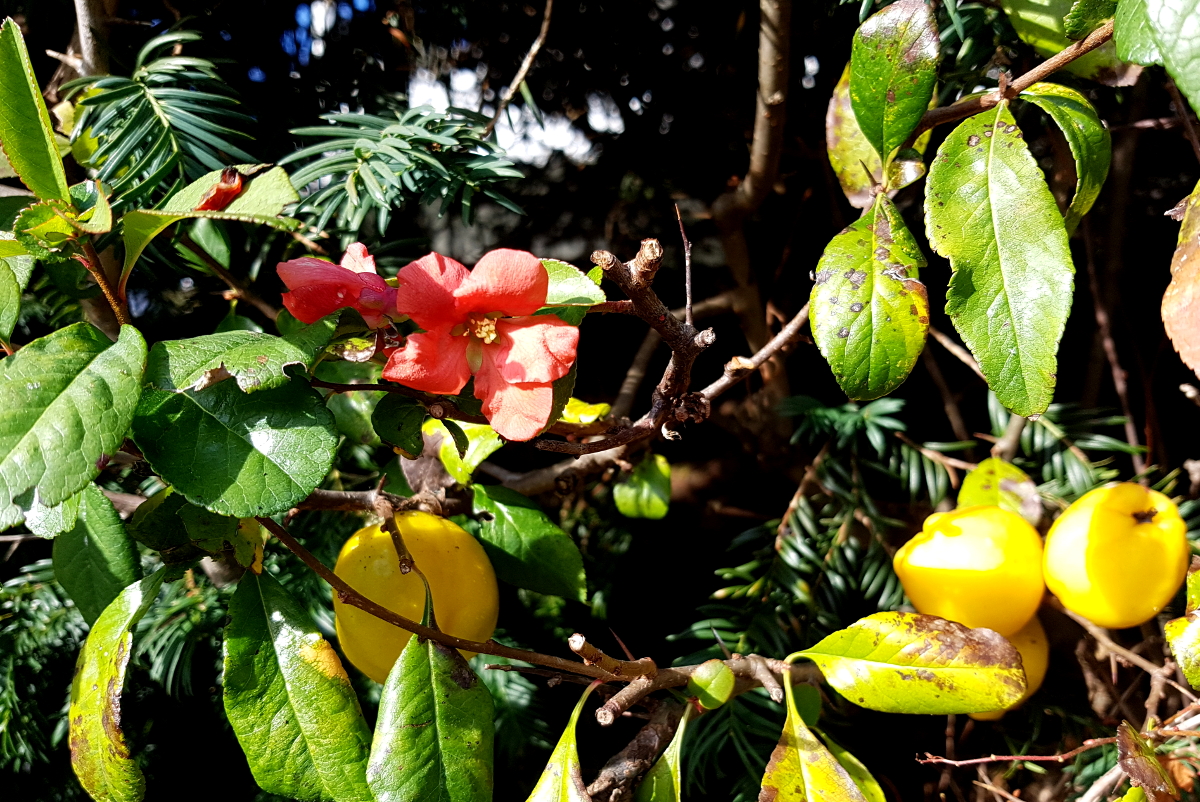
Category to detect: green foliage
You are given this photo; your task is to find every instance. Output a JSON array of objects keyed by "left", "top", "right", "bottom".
[
  {"left": 223, "top": 571, "right": 373, "bottom": 800},
  {"left": 1114, "top": 0, "right": 1200, "bottom": 115},
  {"left": 63, "top": 29, "right": 256, "bottom": 209},
  {"left": 51, "top": 484, "right": 142, "bottom": 626},
  {"left": 145, "top": 325, "right": 333, "bottom": 394},
  {"left": 613, "top": 453, "right": 671, "bottom": 520},
  {"left": 282, "top": 107, "right": 524, "bottom": 237},
  {"left": 1063, "top": 0, "right": 1117, "bottom": 39},
  {"left": 809, "top": 193, "right": 929, "bottom": 400},
  {"left": 524, "top": 682, "right": 596, "bottom": 802},
  {"left": 368, "top": 635, "right": 495, "bottom": 802},
  {"left": 925, "top": 102, "right": 1075, "bottom": 417},
  {"left": 633, "top": 706, "right": 690, "bottom": 802},
  {"left": 0, "top": 18, "right": 70, "bottom": 201}
]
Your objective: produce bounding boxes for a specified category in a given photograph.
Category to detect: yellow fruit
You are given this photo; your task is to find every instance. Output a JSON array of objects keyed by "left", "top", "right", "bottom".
[
  {"left": 969, "top": 615, "right": 1050, "bottom": 720},
  {"left": 333, "top": 511, "right": 499, "bottom": 683},
  {"left": 893, "top": 505, "right": 1045, "bottom": 636},
  {"left": 1043, "top": 483, "right": 1188, "bottom": 629}
]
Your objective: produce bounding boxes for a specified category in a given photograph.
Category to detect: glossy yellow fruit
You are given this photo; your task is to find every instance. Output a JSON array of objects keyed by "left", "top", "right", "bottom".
[
  {"left": 969, "top": 615, "right": 1050, "bottom": 720},
  {"left": 893, "top": 505, "right": 1045, "bottom": 636},
  {"left": 333, "top": 511, "right": 499, "bottom": 683},
  {"left": 1043, "top": 483, "right": 1188, "bottom": 629}
]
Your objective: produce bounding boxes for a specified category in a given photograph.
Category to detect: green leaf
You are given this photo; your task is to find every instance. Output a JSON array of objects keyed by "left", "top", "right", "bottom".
[
  {"left": 1141, "top": 0, "right": 1200, "bottom": 117},
  {"left": 0, "top": 251, "right": 33, "bottom": 342},
  {"left": 1165, "top": 559, "right": 1200, "bottom": 688},
  {"left": 1020, "top": 82, "right": 1111, "bottom": 231},
  {"left": 849, "top": 0, "right": 940, "bottom": 161},
  {"left": 145, "top": 329, "right": 327, "bottom": 393},
  {"left": 0, "top": 18, "right": 70, "bottom": 200},
  {"left": 826, "top": 64, "right": 930, "bottom": 208},
  {"left": 367, "top": 634, "right": 495, "bottom": 802},
  {"left": 373, "top": 394, "right": 428, "bottom": 457},
  {"left": 1117, "top": 721, "right": 1178, "bottom": 800},
  {"left": 425, "top": 419, "right": 503, "bottom": 484},
  {"left": 0, "top": 323, "right": 146, "bottom": 529},
  {"left": 1064, "top": 0, "right": 1117, "bottom": 39},
  {"left": 686, "top": 659, "right": 735, "bottom": 711},
  {"left": 632, "top": 706, "right": 691, "bottom": 802},
  {"left": 69, "top": 569, "right": 165, "bottom": 802},
  {"left": 759, "top": 675, "right": 868, "bottom": 802},
  {"left": 471, "top": 484, "right": 587, "bottom": 601},
  {"left": 958, "top": 457, "right": 1042, "bottom": 526},
  {"left": 223, "top": 571, "right": 374, "bottom": 801},
  {"left": 120, "top": 165, "right": 301, "bottom": 294},
  {"left": 24, "top": 487, "right": 82, "bottom": 537},
  {"left": 541, "top": 259, "right": 606, "bottom": 306},
  {"left": 52, "top": 484, "right": 141, "bottom": 626},
  {"left": 811, "top": 193, "right": 929, "bottom": 400},
  {"left": 130, "top": 380, "right": 337, "bottom": 518},
  {"left": 795, "top": 612, "right": 1026, "bottom": 714},
  {"left": 126, "top": 487, "right": 196, "bottom": 550},
  {"left": 65, "top": 179, "right": 114, "bottom": 235},
  {"left": 924, "top": 102, "right": 1075, "bottom": 418},
  {"left": 318, "top": 360, "right": 384, "bottom": 446},
  {"left": 1114, "top": 0, "right": 1162, "bottom": 64},
  {"left": 525, "top": 682, "right": 596, "bottom": 802},
  {"left": 14, "top": 200, "right": 77, "bottom": 261},
  {"left": 613, "top": 453, "right": 671, "bottom": 520},
  {"left": 819, "top": 732, "right": 887, "bottom": 802},
  {"left": 1003, "top": 0, "right": 1140, "bottom": 82}
]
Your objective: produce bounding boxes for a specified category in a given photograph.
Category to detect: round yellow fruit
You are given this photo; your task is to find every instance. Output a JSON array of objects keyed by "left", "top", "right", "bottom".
[
  {"left": 893, "top": 505, "right": 1045, "bottom": 636},
  {"left": 969, "top": 615, "right": 1050, "bottom": 720},
  {"left": 333, "top": 511, "right": 499, "bottom": 683},
  {"left": 1043, "top": 483, "right": 1188, "bottom": 629}
]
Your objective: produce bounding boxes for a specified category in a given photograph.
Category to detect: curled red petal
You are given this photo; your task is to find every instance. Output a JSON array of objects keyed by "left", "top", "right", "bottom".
[
  {"left": 490, "top": 316, "right": 578, "bottom": 385},
  {"left": 381, "top": 327, "right": 472, "bottom": 396},
  {"left": 454, "top": 249, "right": 548, "bottom": 317},
  {"left": 395, "top": 252, "right": 470, "bottom": 331},
  {"left": 277, "top": 258, "right": 395, "bottom": 327},
  {"left": 474, "top": 354, "right": 554, "bottom": 441}
]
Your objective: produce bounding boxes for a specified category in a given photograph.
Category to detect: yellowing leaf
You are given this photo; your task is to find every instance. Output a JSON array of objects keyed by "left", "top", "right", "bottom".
[
  {"left": 1163, "top": 179, "right": 1200, "bottom": 381},
  {"left": 526, "top": 681, "right": 597, "bottom": 802},
  {"left": 958, "top": 458, "right": 1041, "bottom": 526}
]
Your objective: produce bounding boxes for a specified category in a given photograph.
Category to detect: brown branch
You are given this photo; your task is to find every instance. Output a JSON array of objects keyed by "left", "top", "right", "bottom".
[
  {"left": 918, "top": 738, "right": 1117, "bottom": 767},
  {"left": 991, "top": 414, "right": 1027, "bottom": 462},
  {"left": 922, "top": 349, "right": 972, "bottom": 443},
  {"left": 894, "top": 432, "right": 975, "bottom": 486},
  {"left": 79, "top": 240, "right": 128, "bottom": 325},
  {"left": 568, "top": 634, "right": 657, "bottom": 679},
  {"left": 676, "top": 204, "right": 694, "bottom": 328},
  {"left": 484, "top": 0, "right": 553, "bottom": 138},
  {"left": 700, "top": 303, "right": 809, "bottom": 400},
  {"left": 590, "top": 300, "right": 636, "bottom": 315},
  {"left": 1064, "top": 608, "right": 1165, "bottom": 676},
  {"left": 929, "top": 325, "right": 985, "bottom": 381},
  {"left": 587, "top": 700, "right": 684, "bottom": 802},
  {"left": 910, "top": 20, "right": 1115, "bottom": 142},
  {"left": 612, "top": 331, "right": 661, "bottom": 421},
  {"left": 178, "top": 231, "right": 279, "bottom": 322}
]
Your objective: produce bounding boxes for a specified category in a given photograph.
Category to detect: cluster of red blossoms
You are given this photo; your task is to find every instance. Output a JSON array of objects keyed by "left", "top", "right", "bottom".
[{"left": 277, "top": 244, "right": 580, "bottom": 442}]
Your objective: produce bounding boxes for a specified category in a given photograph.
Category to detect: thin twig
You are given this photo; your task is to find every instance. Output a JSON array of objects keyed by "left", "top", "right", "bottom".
[
  {"left": 918, "top": 738, "right": 1117, "bottom": 767},
  {"left": 79, "top": 240, "right": 128, "bottom": 325},
  {"left": 700, "top": 304, "right": 809, "bottom": 400},
  {"left": 909, "top": 20, "right": 1115, "bottom": 142},
  {"left": 1078, "top": 764, "right": 1126, "bottom": 802},
  {"left": 568, "top": 633, "right": 657, "bottom": 678},
  {"left": 1065, "top": 608, "right": 1165, "bottom": 676},
  {"left": 612, "top": 331, "right": 662, "bottom": 421},
  {"left": 178, "top": 231, "right": 279, "bottom": 322},
  {"left": 676, "top": 204, "right": 693, "bottom": 328},
  {"left": 1166, "top": 80, "right": 1200, "bottom": 165},
  {"left": 895, "top": 431, "right": 976, "bottom": 486},
  {"left": 1082, "top": 219, "right": 1145, "bottom": 474},
  {"left": 922, "top": 348, "right": 972, "bottom": 443},
  {"left": 991, "top": 414, "right": 1027, "bottom": 462},
  {"left": 484, "top": 0, "right": 553, "bottom": 138},
  {"left": 929, "top": 326, "right": 985, "bottom": 381}
]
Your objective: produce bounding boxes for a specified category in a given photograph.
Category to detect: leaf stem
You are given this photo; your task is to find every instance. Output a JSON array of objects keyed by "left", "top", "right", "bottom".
[{"left": 79, "top": 240, "right": 129, "bottom": 326}]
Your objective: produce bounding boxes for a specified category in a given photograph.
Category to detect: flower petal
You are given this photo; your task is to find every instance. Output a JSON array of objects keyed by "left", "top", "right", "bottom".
[
  {"left": 277, "top": 258, "right": 395, "bottom": 327},
  {"left": 381, "top": 328, "right": 472, "bottom": 395},
  {"left": 395, "top": 253, "right": 470, "bottom": 331},
  {"left": 474, "top": 355, "right": 554, "bottom": 441},
  {"left": 339, "top": 242, "right": 377, "bottom": 274},
  {"left": 491, "top": 316, "right": 579, "bottom": 384},
  {"left": 454, "top": 249, "right": 548, "bottom": 317}
]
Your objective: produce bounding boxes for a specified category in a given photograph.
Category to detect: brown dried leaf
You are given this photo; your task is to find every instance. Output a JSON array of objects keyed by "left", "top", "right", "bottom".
[
  {"left": 1163, "top": 180, "right": 1200, "bottom": 380},
  {"left": 1117, "top": 721, "right": 1179, "bottom": 802}
]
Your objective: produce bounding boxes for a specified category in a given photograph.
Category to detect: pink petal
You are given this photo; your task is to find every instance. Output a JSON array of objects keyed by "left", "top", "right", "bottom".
[
  {"left": 454, "top": 249, "right": 548, "bottom": 317},
  {"left": 474, "top": 355, "right": 554, "bottom": 441},
  {"left": 395, "top": 253, "right": 470, "bottom": 331},
  {"left": 490, "top": 316, "right": 579, "bottom": 384},
  {"left": 277, "top": 258, "right": 395, "bottom": 327},
  {"left": 339, "top": 243, "right": 377, "bottom": 274},
  {"left": 381, "top": 328, "right": 472, "bottom": 395}
]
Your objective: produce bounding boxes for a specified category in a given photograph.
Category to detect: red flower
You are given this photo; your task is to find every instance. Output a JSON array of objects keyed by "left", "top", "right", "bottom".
[
  {"left": 382, "top": 249, "right": 579, "bottom": 442},
  {"left": 277, "top": 243, "right": 397, "bottom": 328}
]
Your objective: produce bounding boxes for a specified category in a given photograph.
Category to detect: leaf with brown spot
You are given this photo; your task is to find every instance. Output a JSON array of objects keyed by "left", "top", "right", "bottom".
[
  {"left": 793, "top": 612, "right": 1026, "bottom": 715},
  {"left": 758, "top": 676, "right": 868, "bottom": 802},
  {"left": 1163, "top": 180, "right": 1200, "bottom": 381},
  {"left": 1117, "top": 721, "right": 1179, "bottom": 802},
  {"left": 525, "top": 682, "right": 597, "bottom": 802},
  {"left": 69, "top": 568, "right": 165, "bottom": 802},
  {"left": 1164, "top": 558, "right": 1200, "bottom": 688},
  {"left": 957, "top": 458, "right": 1042, "bottom": 526}
]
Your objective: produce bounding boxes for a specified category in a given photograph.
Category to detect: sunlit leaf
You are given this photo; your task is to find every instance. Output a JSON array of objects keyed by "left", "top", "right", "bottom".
[
  {"left": 820, "top": 732, "right": 887, "bottom": 802},
  {"left": 811, "top": 192, "right": 929, "bottom": 400},
  {"left": 525, "top": 682, "right": 597, "bottom": 802},
  {"left": 223, "top": 571, "right": 374, "bottom": 801},
  {"left": 1165, "top": 558, "right": 1200, "bottom": 689},
  {"left": 1003, "top": 0, "right": 1140, "bottom": 84},
  {"left": 794, "top": 612, "right": 1026, "bottom": 714},
  {"left": 69, "top": 569, "right": 165, "bottom": 802},
  {"left": 957, "top": 458, "right": 1042, "bottom": 526},
  {"left": 1117, "top": 721, "right": 1178, "bottom": 802},
  {"left": 1163, "top": 179, "right": 1200, "bottom": 380},
  {"left": 367, "top": 633, "right": 494, "bottom": 802},
  {"left": 925, "top": 102, "right": 1075, "bottom": 418},
  {"left": 424, "top": 419, "right": 502, "bottom": 484},
  {"left": 633, "top": 706, "right": 691, "bottom": 802},
  {"left": 0, "top": 18, "right": 70, "bottom": 201},
  {"left": 613, "top": 453, "right": 671, "bottom": 520},
  {"left": 52, "top": 484, "right": 142, "bottom": 626},
  {"left": 1113, "top": 0, "right": 1161, "bottom": 64},
  {"left": 687, "top": 660, "right": 735, "bottom": 711},
  {"left": 145, "top": 324, "right": 334, "bottom": 393},
  {"left": 0, "top": 250, "right": 33, "bottom": 343},
  {"left": 1064, "top": 0, "right": 1116, "bottom": 39}
]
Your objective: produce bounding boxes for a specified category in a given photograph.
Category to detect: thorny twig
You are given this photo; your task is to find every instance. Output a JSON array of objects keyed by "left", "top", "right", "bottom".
[
  {"left": 483, "top": 0, "right": 553, "bottom": 138},
  {"left": 676, "top": 203, "right": 693, "bottom": 328}
]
